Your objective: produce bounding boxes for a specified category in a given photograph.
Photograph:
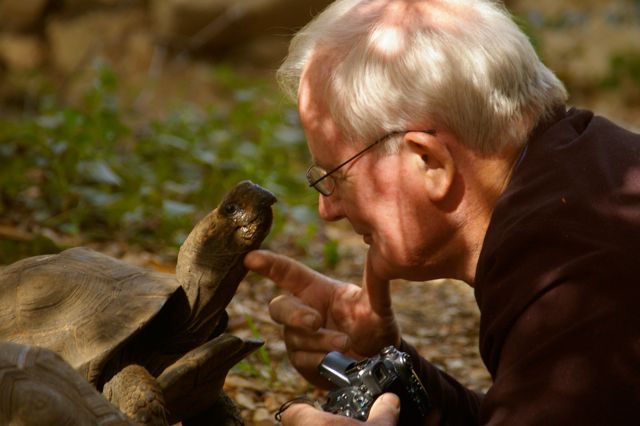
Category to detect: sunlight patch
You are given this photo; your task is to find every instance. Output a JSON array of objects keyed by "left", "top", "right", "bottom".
[{"left": 369, "top": 25, "right": 406, "bottom": 55}]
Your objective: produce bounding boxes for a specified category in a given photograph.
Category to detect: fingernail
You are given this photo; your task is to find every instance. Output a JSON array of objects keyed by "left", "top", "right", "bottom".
[{"left": 331, "top": 335, "right": 349, "bottom": 350}]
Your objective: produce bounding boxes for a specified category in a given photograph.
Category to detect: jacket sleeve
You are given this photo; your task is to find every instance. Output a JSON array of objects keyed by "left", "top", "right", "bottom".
[{"left": 399, "top": 339, "right": 485, "bottom": 425}]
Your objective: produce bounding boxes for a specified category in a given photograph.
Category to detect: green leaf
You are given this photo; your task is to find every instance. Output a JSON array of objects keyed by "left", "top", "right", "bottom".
[
  {"left": 78, "top": 160, "right": 122, "bottom": 186},
  {"left": 163, "top": 200, "right": 196, "bottom": 217}
]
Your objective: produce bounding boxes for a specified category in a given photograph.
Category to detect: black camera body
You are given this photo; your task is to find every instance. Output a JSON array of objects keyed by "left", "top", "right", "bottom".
[{"left": 318, "top": 346, "right": 430, "bottom": 423}]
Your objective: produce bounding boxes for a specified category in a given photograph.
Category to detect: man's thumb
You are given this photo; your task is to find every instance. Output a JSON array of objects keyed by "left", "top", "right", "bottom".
[{"left": 367, "top": 393, "right": 400, "bottom": 425}]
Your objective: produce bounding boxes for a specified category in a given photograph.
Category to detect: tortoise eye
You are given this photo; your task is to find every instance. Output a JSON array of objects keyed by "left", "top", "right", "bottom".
[{"left": 222, "top": 202, "right": 239, "bottom": 216}]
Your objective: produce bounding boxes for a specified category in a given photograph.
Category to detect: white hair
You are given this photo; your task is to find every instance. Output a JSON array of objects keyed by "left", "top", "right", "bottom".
[{"left": 277, "top": 0, "right": 568, "bottom": 153}]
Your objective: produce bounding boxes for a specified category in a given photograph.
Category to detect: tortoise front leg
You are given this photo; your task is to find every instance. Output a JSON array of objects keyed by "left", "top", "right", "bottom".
[
  {"left": 157, "top": 334, "right": 262, "bottom": 424},
  {"left": 103, "top": 364, "right": 168, "bottom": 426}
]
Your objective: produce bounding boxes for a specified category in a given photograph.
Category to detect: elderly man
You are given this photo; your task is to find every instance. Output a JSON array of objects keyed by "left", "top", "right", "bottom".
[{"left": 245, "top": 0, "right": 640, "bottom": 424}]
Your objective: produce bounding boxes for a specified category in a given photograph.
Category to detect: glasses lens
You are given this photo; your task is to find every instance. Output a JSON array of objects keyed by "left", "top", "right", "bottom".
[{"left": 306, "top": 166, "right": 334, "bottom": 196}]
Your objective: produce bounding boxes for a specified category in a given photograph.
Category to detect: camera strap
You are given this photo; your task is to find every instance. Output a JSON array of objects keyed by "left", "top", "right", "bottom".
[{"left": 275, "top": 396, "right": 320, "bottom": 422}]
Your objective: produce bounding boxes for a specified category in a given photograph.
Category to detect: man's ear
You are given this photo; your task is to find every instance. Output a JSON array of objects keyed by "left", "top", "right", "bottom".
[{"left": 404, "top": 131, "right": 455, "bottom": 202}]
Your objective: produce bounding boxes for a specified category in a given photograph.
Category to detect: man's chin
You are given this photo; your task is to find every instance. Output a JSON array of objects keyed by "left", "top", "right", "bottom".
[
  {"left": 367, "top": 248, "right": 398, "bottom": 281},
  {"left": 368, "top": 249, "right": 429, "bottom": 282}
]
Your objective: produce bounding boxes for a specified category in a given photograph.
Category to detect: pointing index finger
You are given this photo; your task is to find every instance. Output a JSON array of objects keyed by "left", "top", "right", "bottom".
[{"left": 244, "top": 249, "right": 329, "bottom": 296}]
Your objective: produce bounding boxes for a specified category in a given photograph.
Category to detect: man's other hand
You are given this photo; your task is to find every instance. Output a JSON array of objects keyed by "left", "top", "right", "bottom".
[{"left": 279, "top": 393, "right": 400, "bottom": 426}]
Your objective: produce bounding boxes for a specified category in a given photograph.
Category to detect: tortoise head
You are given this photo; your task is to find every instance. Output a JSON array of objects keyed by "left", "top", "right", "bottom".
[
  {"left": 216, "top": 180, "right": 276, "bottom": 251},
  {"left": 176, "top": 181, "right": 276, "bottom": 328}
]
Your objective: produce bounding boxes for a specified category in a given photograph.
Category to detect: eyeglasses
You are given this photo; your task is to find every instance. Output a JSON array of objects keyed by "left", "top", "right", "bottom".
[{"left": 306, "top": 129, "right": 436, "bottom": 196}]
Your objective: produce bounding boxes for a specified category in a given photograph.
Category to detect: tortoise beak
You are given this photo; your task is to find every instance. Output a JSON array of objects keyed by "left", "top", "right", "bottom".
[
  {"left": 227, "top": 181, "right": 275, "bottom": 245},
  {"left": 236, "top": 180, "right": 277, "bottom": 207}
]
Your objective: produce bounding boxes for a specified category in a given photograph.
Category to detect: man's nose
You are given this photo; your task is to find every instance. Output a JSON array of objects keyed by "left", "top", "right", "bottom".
[{"left": 318, "top": 193, "right": 345, "bottom": 222}]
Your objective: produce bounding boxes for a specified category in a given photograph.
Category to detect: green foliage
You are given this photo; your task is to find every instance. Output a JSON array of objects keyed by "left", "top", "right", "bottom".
[
  {"left": 323, "top": 239, "right": 340, "bottom": 269},
  {"left": 601, "top": 51, "right": 640, "bottom": 90},
  {"left": 0, "top": 64, "right": 318, "bottom": 252},
  {"left": 232, "top": 315, "right": 277, "bottom": 383},
  {"left": 512, "top": 13, "right": 542, "bottom": 56}
]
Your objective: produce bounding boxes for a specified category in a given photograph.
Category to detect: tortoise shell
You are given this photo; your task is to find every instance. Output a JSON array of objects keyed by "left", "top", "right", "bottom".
[{"left": 0, "top": 247, "right": 178, "bottom": 383}]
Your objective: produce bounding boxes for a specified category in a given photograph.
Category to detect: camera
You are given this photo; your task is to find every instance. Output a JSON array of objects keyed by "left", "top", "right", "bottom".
[{"left": 318, "top": 346, "right": 430, "bottom": 423}]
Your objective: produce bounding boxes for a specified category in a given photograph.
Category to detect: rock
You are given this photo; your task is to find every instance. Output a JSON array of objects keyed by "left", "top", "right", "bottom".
[
  {"left": 150, "top": 0, "right": 332, "bottom": 51},
  {"left": 540, "top": 23, "right": 640, "bottom": 88},
  {"left": 62, "top": 0, "right": 143, "bottom": 15},
  {"left": 46, "top": 7, "right": 149, "bottom": 73},
  {"left": 508, "top": 0, "right": 640, "bottom": 89},
  {"left": 0, "top": 0, "right": 49, "bottom": 31},
  {"left": 0, "top": 33, "right": 45, "bottom": 70}
]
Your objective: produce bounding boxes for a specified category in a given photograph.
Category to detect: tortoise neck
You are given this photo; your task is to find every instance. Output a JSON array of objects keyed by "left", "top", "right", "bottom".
[{"left": 175, "top": 210, "right": 244, "bottom": 334}]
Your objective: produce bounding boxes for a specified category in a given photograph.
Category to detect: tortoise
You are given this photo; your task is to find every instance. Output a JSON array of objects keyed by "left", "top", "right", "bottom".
[
  {"left": 0, "top": 341, "right": 136, "bottom": 425},
  {"left": 0, "top": 180, "right": 276, "bottom": 424}
]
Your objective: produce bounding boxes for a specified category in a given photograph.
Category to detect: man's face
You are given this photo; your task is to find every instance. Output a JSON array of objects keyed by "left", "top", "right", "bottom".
[{"left": 298, "top": 67, "right": 453, "bottom": 282}]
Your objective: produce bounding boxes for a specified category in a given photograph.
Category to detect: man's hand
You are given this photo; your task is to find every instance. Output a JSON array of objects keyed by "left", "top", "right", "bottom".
[
  {"left": 280, "top": 393, "right": 400, "bottom": 426},
  {"left": 244, "top": 250, "right": 401, "bottom": 387}
]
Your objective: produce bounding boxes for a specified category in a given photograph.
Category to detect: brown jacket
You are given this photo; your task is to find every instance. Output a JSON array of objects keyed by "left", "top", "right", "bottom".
[{"left": 401, "top": 108, "right": 640, "bottom": 425}]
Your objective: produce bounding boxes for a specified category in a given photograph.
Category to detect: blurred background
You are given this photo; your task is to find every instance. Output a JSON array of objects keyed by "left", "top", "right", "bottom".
[
  {"left": 1, "top": 0, "right": 639, "bottom": 260},
  {"left": 1, "top": 0, "right": 639, "bottom": 424}
]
